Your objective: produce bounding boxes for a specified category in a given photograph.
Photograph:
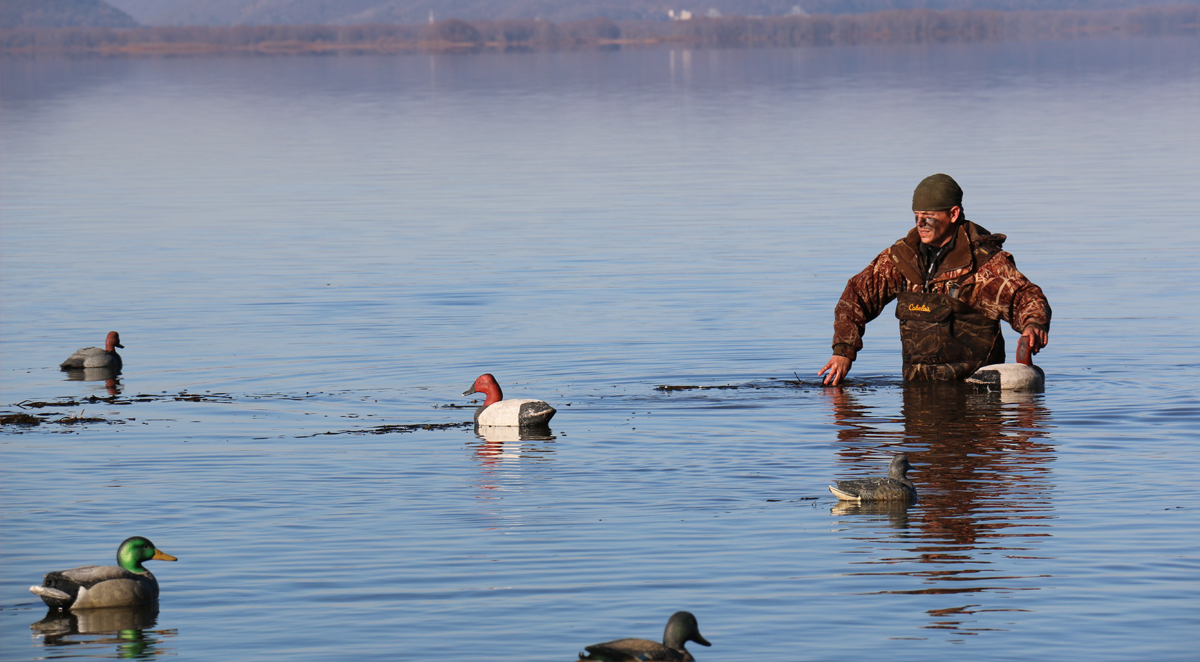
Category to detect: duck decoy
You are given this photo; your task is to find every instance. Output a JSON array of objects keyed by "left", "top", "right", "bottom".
[
  {"left": 30, "top": 536, "right": 176, "bottom": 610},
  {"left": 60, "top": 331, "right": 124, "bottom": 371},
  {"left": 829, "top": 453, "right": 917, "bottom": 502},
  {"left": 462, "top": 373, "right": 555, "bottom": 427},
  {"left": 580, "top": 611, "right": 711, "bottom": 662},
  {"left": 966, "top": 335, "right": 1045, "bottom": 391}
]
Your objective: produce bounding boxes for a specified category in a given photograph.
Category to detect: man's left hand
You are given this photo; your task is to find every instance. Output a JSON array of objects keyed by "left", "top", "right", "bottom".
[{"left": 1022, "top": 326, "right": 1048, "bottom": 354}]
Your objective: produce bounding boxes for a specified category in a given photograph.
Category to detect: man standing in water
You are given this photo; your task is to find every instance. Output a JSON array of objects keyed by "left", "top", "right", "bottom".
[{"left": 818, "top": 174, "right": 1051, "bottom": 385}]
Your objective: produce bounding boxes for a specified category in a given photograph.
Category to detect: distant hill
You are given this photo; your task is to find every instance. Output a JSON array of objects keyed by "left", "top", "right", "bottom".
[
  {"left": 105, "top": 0, "right": 1200, "bottom": 26},
  {"left": 1, "top": 0, "right": 138, "bottom": 28}
]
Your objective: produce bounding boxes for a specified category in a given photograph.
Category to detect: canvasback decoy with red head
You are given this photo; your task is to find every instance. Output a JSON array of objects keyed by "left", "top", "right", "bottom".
[
  {"left": 60, "top": 331, "right": 124, "bottom": 371},
  {"left": 462, "top": 373, "right": 555, "bottom": 428}
]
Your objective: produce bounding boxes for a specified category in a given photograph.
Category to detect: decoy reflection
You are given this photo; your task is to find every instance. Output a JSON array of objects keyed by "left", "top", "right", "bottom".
[
  {"left": 31, "top": 604, "right": 172, "bottom": 660},
  {"left": 473, "top": 425, "right": 556, "bottom": 465},
  {"left": 468, "top": 425, "right": 558, "bottom": 531},
  {"left": 63, "top": 368, "right": 123, "bottom": 395},
  {"left": 470, "top": 425, "right": 555, "bottom": 482},
  {"left": 830, "top": 499, "right": 913, "bottom": 528}
]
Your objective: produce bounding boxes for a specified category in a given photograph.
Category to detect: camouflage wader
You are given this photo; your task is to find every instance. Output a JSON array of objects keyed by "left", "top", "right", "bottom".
[{"left": 895, "top": 290, "right": 1004, "bottom": 381}]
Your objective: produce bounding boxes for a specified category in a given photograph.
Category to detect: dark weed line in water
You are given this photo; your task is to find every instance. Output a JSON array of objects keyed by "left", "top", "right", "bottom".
[
  {"left": 654, "top": 378, "right": 888, "bottom": 391},
  {"left": 1, "top": 411, "right": 118, "bottom": 427},
  {"left": 300, "top": 421, "right": 474, "bottom": 437},
  {"left": 3, "top": 391, "right": 238, "bottom": 429},
  {"left": 14, "top": 391, "right": 236, "bottom": 409}
]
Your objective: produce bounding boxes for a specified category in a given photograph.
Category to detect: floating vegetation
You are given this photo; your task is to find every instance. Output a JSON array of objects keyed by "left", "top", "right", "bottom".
[
  {"left": 53, "top": 412, "right": 113, "bottom": 425},
  {"left": 655, "top": 384, "right": 744, "bottom": 392},
  {"left": 3, "top": 391, "right": 240, "bottom": 431},
  {"left": 1, "top": 410, "right": 120, "bottom": 428},
  {"left": 15, "top": 391, "right": 235, "bottom": 409},
  {"left": 1, "top": 413, "right": 41, "bottom": 426},
  {"left": 3, "top": 389, "right": 477, "bottom": 436},
  {"left": 301, "top": 421, "right": 474, "bottom": 437}
]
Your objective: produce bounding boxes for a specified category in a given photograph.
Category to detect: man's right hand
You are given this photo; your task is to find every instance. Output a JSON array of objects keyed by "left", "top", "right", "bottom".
[{"left": 819, "top": 355, "right": 852, "bottom": 386}]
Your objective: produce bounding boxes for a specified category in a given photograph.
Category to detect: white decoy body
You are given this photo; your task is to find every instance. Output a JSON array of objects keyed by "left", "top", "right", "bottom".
[
  {"left": 60, "top": 331, "right": 124, "bottom": 370},
  {"left": 966, "top": 336, "right": 1045, "bottom": 391},
  {"left": 462, "top": 373, "right": 555, "bottom": 428}
]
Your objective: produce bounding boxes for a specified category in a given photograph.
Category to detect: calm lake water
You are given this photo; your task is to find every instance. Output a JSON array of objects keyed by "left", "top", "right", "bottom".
[{"left": 2, "top": 36, "right": 1199, "bottom": 661}]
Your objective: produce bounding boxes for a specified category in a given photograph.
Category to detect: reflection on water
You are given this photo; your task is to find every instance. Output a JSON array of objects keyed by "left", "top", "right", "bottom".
[
  {"left": 475, "top": 425, "right": 557, "bottom": 445},
  {"left": 830, "top": 500, "right": 912, "bottom": 529},
  {"left": 470, "top": 426, "right": 557, "bottom": 485},
  {"left": 468, "top": 427, "right": 558, "bottom": 534},
  {"left": 30, "top": 604, "right": 175, "bottom": 659},
  {"left": 827, "top": 383, "right": 1054, "bottom": 630},
  {"left": 62, "top": 367, "right": 122, "bottom": 395}
]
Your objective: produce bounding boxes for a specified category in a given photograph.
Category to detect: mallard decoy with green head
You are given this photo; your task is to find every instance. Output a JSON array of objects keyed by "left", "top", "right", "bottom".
[
  {"left": 579, "top": 611, "right": 711, "bottom": 661},
  {"left": 30, "top": 536, "right": 176, "bottom": 610}
]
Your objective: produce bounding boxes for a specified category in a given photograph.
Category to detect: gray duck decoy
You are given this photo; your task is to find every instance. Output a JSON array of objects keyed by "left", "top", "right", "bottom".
[
  {"left": 30, "top": 536, "right": 176, "bottom": 610},
  {"left": 828, "top": 453, "right": 917, "bottom": 502},
  {"left": 579, "top": 611, "right": 711, "bottom": 661},
  {"left": 60, "top": 331, "right": 124, "bottom": 371}
]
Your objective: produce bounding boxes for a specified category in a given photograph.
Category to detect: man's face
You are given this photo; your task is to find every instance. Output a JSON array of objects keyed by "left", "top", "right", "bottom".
[{"left": 913, "top": 206, "right": 961, "bottom": 246}]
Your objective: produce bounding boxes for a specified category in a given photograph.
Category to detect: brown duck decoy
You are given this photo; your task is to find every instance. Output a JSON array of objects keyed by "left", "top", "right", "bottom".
[{"left": 579, "top": 611, "right": 711, "bottom": 661}]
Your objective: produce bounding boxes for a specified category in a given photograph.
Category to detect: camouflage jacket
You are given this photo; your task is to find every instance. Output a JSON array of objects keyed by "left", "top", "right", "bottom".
[{"left": 831, "top": 220, "right": 1051, "bottom": 362}]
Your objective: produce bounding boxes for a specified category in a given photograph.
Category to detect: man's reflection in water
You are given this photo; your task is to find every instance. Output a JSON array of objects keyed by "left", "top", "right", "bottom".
[
  {"left": 31, "top": 604, "right": 175, "bottom": 659},
  {"left": 825, "top": 383, "right": 1053, "bottom": 631},
  {"left": 900, "top": 384, "right": 1053, "bottom": 551}
]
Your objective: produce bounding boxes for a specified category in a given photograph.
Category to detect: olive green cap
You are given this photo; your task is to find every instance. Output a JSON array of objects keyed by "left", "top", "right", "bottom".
[{"left": 912, "top": 173, "right": 963, "bottom": 211}]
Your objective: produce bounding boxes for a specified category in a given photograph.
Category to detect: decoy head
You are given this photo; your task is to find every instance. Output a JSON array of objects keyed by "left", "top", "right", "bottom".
[
  {"left": 888, "top": 453, "right": 914, "bottom": 479},
  {"left": 117, "top": 536, "right": 176, "bottom": 574},
  {"left": 663, "top": 611, "right": 711, "bottom": 650},
  {"left": 105, "top": 331, "right": 124, "bottom": 352},
  {"left": 462, "top": 373, "right": 503, "bottom": 406}
]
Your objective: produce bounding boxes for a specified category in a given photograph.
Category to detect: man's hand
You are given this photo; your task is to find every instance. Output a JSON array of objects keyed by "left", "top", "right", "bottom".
[
  {"left": 819, "top": 355, "right": 852, "bottom": 386},
  {"left": 1021, "top": 326, "right": 1048, "bottom": 355}
]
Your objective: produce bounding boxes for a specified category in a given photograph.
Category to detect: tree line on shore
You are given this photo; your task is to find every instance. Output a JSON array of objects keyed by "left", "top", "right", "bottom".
[{"left": 2, "top": 6, "right": 1196, "bottom": 55}]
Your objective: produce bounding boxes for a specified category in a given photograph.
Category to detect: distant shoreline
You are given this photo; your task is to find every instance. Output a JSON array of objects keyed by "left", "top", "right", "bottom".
[{"left": 3, "top": 7, "right": 1196, "bottom": 57}]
